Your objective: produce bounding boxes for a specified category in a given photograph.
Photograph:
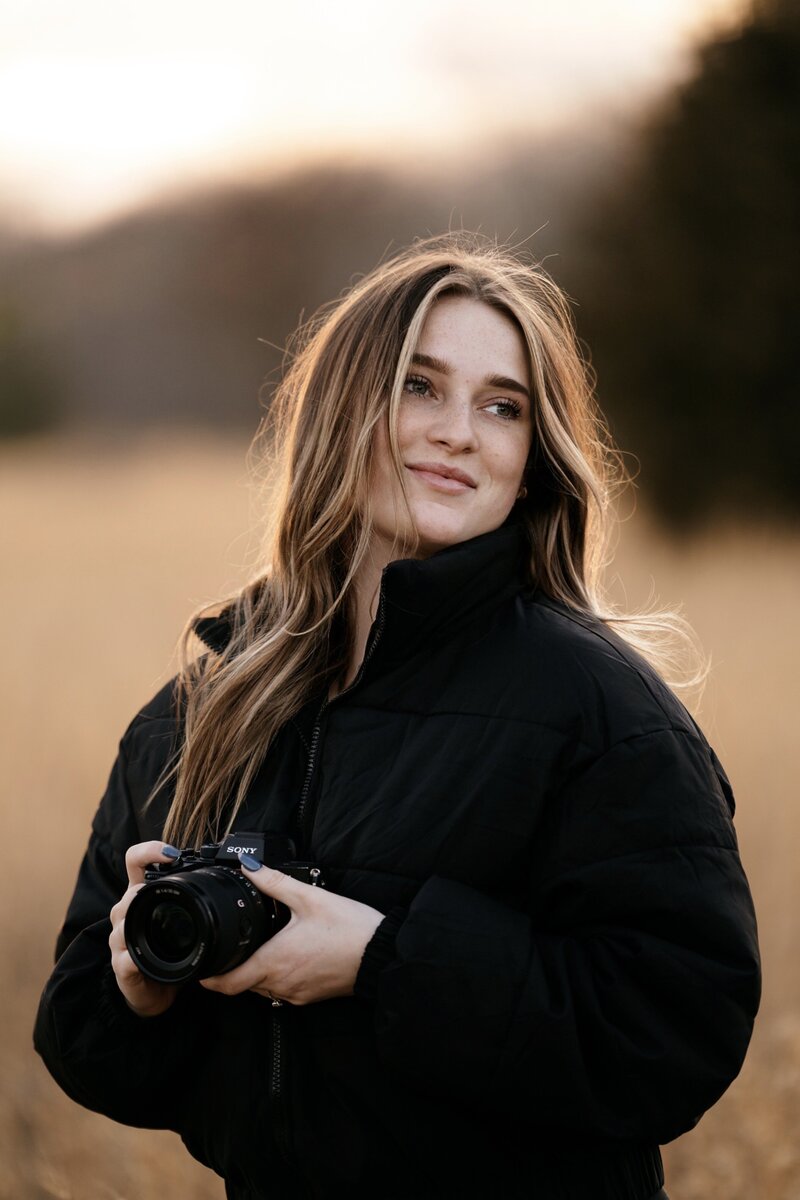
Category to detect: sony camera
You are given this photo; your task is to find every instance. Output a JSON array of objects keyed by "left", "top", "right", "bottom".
[{"left": 124, "top": 831, "right": 324, "bottom": 985}]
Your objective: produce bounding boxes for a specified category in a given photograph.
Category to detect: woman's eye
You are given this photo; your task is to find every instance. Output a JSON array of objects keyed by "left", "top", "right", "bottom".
[
  {"left": 403, "top": 374, "right": 432, "bottom": 397},
  {"left": 485, "top": 398, "right": 523, "bottom": 420}
]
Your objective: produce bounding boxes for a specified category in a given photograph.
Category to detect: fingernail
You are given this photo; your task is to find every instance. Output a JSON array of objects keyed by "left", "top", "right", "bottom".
[
  {"left": 162, "top": 844, "right": 181, "bottom": 859},
  {"left": 238, "top": 852, "right": 263, "bottom": 871}
]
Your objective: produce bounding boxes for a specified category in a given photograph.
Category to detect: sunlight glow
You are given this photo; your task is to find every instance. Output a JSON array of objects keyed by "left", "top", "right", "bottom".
[{"left": 0, "top": 0, "right": 749, "bottom": 232}]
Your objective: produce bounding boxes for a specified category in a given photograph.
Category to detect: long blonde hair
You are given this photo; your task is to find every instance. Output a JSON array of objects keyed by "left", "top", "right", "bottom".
[{"left": 161, "top": 231, "right": 703, "bottom": 846}]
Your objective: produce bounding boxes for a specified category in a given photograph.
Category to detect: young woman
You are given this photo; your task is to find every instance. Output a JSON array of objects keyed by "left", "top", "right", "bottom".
[{"left": 34, "top": 232, "right": 760, "bottom": 1200}]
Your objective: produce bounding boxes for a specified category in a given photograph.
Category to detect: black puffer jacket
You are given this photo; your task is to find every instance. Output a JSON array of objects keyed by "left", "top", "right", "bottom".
[{"left": 34, "top": 521, "right": 760, "bottom": 1200}]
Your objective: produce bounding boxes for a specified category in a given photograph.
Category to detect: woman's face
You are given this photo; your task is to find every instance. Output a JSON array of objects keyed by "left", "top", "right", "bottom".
[{"left": 368, "top": 295, "right": 533, "bottom": 561}]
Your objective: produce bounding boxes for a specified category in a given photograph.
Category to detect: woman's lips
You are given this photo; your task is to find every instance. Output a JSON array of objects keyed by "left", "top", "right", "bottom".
[{"left": 406, "top": 463, "right": 477, "bottom": 494}]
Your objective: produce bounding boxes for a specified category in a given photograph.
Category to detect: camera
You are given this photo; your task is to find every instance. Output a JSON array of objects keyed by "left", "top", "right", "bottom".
[{"left": 124, "top": 831, "right": 324, "bottom": 985}]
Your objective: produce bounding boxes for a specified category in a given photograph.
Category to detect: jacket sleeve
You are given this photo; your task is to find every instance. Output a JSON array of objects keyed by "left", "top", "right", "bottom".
[
  {"left": 33, "top": 708, "right": 209, "bottom": 1132},
  {"left": 354, "top": 726, "right": 761, "bottom": 1144}
]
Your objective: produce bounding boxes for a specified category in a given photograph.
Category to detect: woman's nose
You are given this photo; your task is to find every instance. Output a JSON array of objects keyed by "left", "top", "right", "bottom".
[{"left": 426, "top": 398, "right": 478, "bottom": 452}]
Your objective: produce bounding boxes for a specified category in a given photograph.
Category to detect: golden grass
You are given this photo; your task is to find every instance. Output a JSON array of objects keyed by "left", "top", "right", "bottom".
[{"left": 1, "top": 434, "right": 797, "bottom": 1198}]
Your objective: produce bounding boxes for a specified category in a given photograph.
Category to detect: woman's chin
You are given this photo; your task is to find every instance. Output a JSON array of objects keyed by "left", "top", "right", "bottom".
[{"left": 412, "top": 508, "right": 482, "bottom": 555}]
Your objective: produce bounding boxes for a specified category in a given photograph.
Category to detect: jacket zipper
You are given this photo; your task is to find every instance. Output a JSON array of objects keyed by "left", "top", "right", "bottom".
[
  {"left": 270, "top": 702, "right": 328, "bottom": 1173},
  {"left": 270, "top": 590, "right": 387, "bottom": 1176},
  {"left": 295, "top": 706, "right": 327, "bottom": 851},
  {"left": 270, "top": 1005, "right": 285, "bottom": 1142},
  {"left": 296, "top": 589, "right": 387, "bottom": 850},
  {"left": 269, "top": 1009, "right": 313, "bottom": 1200}
]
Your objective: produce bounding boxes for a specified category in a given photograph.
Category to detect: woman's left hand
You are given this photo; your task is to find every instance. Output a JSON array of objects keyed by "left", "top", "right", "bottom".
[{"left": 199, "top": 857, "right": 385, "bottom": 1005}]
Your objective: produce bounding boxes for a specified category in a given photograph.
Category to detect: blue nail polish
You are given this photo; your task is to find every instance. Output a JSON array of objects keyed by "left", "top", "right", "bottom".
[
  {"left": 162, "top": 844, "right": 181, "bottom": 859},
  {"left": 238, "top": 852, "right": 263, "bottom": 872}
]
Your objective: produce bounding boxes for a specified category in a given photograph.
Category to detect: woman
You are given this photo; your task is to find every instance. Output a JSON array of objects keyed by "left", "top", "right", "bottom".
[{"left": 35, "top": 232, "right": 760, "bottom": 1200}]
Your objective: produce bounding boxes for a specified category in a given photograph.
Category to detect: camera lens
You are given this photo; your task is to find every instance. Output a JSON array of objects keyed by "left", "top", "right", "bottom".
[
  {"left": 146, "top": 901, "right": 198, "bottom": 963},
  {"left": 125, "top": 866, "right": 282, "bottom": 985}
]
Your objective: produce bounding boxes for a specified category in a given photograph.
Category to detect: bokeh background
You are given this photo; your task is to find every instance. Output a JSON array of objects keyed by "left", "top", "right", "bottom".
[{"left": 2, "top": 0, "right": 798, "bottom": 1196}]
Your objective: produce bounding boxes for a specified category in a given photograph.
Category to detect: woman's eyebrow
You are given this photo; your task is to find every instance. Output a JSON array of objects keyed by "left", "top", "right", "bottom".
[{"left": 411, "top": 352, "right": 531, "bottom": 401}]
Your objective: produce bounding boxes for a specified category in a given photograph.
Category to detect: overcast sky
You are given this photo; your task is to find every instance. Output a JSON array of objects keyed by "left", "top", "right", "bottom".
[{"left": 0, "top": 0, "right": 748, "bottom": 233}]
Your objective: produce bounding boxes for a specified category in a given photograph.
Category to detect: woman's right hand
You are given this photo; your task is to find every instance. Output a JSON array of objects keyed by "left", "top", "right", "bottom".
[{"left": 108, "top": 841, "right": 181, "bottom": 1018}]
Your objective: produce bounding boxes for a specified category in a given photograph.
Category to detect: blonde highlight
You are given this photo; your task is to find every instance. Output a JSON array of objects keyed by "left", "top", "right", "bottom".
[{"left": 158, "top": 231, "right": 705, "bottom": 847}]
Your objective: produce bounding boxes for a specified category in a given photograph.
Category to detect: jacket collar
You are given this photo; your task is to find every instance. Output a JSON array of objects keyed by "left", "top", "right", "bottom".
[
  {"left": 194, "top": 519, "right": 530, "bottom": 659},
  {"left": 373, "top": 519, "right": 529, "bottom": 662},
  {"left": 193, "top": 612, "right": 237, "bottom": 655}
]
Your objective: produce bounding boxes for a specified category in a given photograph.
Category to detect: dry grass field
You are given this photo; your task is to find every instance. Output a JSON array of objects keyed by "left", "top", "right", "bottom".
[{"left": 1, "top": 434, "right": 797, "bottom": 1199}]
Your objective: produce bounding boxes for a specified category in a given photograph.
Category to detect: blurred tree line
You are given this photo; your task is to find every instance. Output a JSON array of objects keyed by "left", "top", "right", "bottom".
[
  {"left": 0, "top": 0, "right": 797, "bottom": 529},
  {"left": 569, "top": 0, "right": 800, "bottom": 527}
]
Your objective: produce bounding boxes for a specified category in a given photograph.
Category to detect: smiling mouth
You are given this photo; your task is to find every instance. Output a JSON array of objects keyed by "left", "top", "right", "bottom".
[{"left": 406, "top": 463, "right": 477, "bottom": 493}]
